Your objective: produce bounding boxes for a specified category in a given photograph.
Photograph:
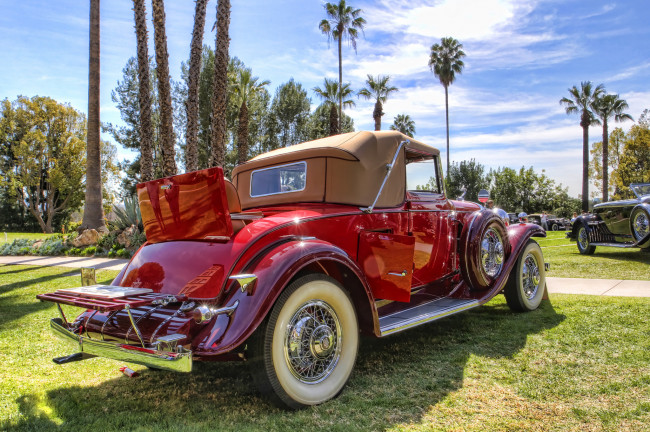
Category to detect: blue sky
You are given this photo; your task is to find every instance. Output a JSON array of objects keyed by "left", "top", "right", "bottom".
[{"left": 1, "top": 0, "right": 648, "bottom": 196}]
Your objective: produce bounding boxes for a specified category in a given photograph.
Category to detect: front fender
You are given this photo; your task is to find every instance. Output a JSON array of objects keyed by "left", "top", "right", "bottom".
[{"left": 192, "top": 238, "right": 375, "bottom": 356}]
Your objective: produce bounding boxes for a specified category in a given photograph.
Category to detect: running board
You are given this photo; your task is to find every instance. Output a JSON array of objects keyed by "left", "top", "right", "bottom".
[{"left": 379, "top": 298, "right": 479, "bottom": 336}]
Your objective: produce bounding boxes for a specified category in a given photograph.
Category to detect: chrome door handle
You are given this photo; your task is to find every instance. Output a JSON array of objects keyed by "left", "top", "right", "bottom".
[{"left": 388, "top": 270, "right": 408, "bottom": 277}]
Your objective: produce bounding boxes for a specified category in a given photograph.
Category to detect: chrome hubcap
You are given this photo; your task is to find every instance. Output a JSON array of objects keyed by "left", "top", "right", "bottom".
[
  {"left": 522, "top": 253, "right": 540, "bottom": 300},
  {"left": 578, "top": 227, "right": 589, "bottom": 249},
  {"left": 285, "top": 300, "right": 342, "bottom": 384},
  {"left": 481, "top": 228, "right": 504, "bottom": 278},
  {"left": 632, "top": 212, "right": 649, "bottom": 240}
]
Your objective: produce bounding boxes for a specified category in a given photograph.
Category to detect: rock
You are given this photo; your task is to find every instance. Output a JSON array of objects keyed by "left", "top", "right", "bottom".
[
  {"left": 117, "top": 225, "right": 139, "bottom": 248},
  {"left": 32, "top": 241, "right": 43, "bottom": 249},
  {"left": 72, "top": 229, "right": 100, "bottom": 247}
]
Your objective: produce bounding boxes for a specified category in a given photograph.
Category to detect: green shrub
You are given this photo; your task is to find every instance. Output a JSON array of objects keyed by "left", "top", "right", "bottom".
[
  {"left": 82, "top": 246, "right": 97, "bottom": 256},
  {"left": 116, "top": 248, "right": 131, "bottom": 259},
  {"left": 0, "top": 239, "right": 33, "bottom": 256},
  {"left": 66, "top": 248, "right": 80, "bottom": 256},
  {"left": 108, "top": 250, "right": 116, "bottom": 258},
  {"left": 113, "top": 196, "right": 142, "bottom": 230}
]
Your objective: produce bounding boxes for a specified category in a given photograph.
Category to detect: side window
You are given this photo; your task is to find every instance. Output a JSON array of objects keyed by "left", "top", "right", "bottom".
[
  {"left": 406, "top": 155, "right": 442, "bottom": 194},
  {"left": 250, "top": 162, "right": 306, "bottom": 197}
]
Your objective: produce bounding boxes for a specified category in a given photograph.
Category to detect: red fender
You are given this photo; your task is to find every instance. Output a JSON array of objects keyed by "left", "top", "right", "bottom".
[{"left": 192, "top": 238, "right": 377, "bottom": 357}]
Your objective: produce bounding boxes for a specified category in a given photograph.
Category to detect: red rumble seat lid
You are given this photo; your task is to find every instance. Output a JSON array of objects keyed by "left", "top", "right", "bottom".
[{"left": 136, "top": 167, "right": 233, "bottom": 243}]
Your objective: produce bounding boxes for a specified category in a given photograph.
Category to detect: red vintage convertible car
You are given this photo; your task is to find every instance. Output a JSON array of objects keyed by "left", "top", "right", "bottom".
[{"left": 38, "top": 131, "right": 547, "bottom": 408}]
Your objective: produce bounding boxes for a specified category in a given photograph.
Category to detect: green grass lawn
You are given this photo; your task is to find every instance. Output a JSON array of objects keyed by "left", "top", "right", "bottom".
[
  {"left": 0, "top": 232, "right": 56, "bottom": 244},
  {"left": 1, "top": 264, "right": 648, "bottom": 431},
  {"left": 539, "top": 231, "right": 650, "bottom": 280}
]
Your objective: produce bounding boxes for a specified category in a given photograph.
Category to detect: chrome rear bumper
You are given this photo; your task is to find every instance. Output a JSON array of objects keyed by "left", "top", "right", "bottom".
[{"left": 50, "top": 318, "right": 192, "bottom": 373}]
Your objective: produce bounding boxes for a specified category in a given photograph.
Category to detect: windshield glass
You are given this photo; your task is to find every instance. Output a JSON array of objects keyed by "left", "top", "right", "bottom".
[{"left": 630, "top": 183, "right": 650, "bottom": 199}]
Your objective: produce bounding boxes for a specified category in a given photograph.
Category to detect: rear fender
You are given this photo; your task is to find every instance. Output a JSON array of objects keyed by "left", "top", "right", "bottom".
[{"left": 192, "top": 238, "right": 377, "bottom": 356}]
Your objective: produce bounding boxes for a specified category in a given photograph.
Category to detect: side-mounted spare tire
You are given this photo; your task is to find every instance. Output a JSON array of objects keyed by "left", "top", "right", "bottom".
[
  {"left": 247, "top": 274, "right": 358, "bottom": 409},
  {"left": 504, "top": 240, "right": 546, "bottom": 312},
  {"left": 459, "top": 211, "right": 511, "bottom": 290},
  {"left": 630, "top": 205, "right": 650, "bottom": 244}
]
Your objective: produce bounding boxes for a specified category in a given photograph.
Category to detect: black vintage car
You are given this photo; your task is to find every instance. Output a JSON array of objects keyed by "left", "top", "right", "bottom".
[
  {"left": 528, "top": 214, "right": 570, "bottom": 231},
  {"left": 568, "top": 183, "right": 650, "bottom": 254}
]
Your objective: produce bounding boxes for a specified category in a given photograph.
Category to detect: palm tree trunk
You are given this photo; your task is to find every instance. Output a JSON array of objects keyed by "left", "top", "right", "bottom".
[
  {"left": 602, "top": 119, "right": 609, "bottom": 202},
  {"left": 373, "top": 100, "right": 382, "bottom": 131},
  {"left": 133, "top": 0, "right": 154, "bottom": 182},
  {"left": 444, "top": 85, "right": 450, "bottom": 177},
  {"left": 337, "top": 32, "right": 342, "bottom": 134},
  {"left": 81, "top": 0, "right": 105, "bottom": 231},
  {"left": 210, "top": 0, "right": 230, "bottom": 168},
  {"left": 185, "top": 0, "right": 208, "bottom": 173},
  {"left": 329, "top": 104, "right": 338, "bottom": 136},
  {"left": 581, "top": 124, "right": 589, "bottom": 212},
  {"left": 237, "top": 101, "right": 249, "bottom": 164},
  {"left": 152, "top": 0, "right": 177, "bottom": 177}
]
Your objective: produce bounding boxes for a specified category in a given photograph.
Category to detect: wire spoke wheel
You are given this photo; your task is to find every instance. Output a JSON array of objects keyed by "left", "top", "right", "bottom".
[
  {"left": 284, "top": 300, "right": 342, "bottom": 384},
  {"left": 632, "top": 209, "right": 649, "bottom": 241},
  {"left": 248, "top": 274, "right": 358, "bottom": 409},
  {"left": 504, "top": 240, "right": 546, "bottom": 312},
  {"left": 481, "top": 227, "right": 504, "bottom": 279}
]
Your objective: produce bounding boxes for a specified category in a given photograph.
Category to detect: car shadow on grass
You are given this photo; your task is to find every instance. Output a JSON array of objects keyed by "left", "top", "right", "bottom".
[{"left": 4, "top": 299, "right": 564, "bottom": 432}]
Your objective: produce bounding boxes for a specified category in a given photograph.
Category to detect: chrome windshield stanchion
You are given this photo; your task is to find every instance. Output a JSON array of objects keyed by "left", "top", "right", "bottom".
[{"left": 360, "top": 140, "right": 409, "bottom": 214}]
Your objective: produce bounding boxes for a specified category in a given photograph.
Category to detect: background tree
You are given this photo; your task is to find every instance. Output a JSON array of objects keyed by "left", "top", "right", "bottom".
[
  {"left": 184, "top": 0, "right": 208, "bottom": 173},
  {"left": 232, "top": 68, "right": 269, "bottom": 164},
  {"left": 487, "top": 165, "right": 579, "bottom": 216},
  {"left": 593, "top": 93, "right": 633, "bottom": 202},
  {"left": 611, "top": 123, "right": 650, "bottom": 199},
  {"left": 307, "top": 104, "right": 354, "bottom": 140},
  {"left": 132, "top": 0, "right": 154, "bottom": 182},
  {"left": 81, "top": 0, "right": 106, "bottom": 232},
  {"left": 0, "top": 97, "right": 118, "bottom": 233},
  {"left": 434, "top": 159, "right": 488, "bottom": 201},
  {"left": 358, "top": 74, "right": 398, "bottom": 131},
  {"left": 263, "top": 78, "right": 311, "bottom": 151},
  {"left": 319, "top": 0, "right": 365, "bottom": 132},
  {"left": 210, "top": 0, "right": 231, "bottom": 167},
  {"left": 560, "top": 81, "right": 605, "bottom": 212},
  {"left": 151, "top": 0, "right": 176, "bottom": 177},
  {"left": 313, "top": 78, "right": 355, "bottom": 136},
  {"left": 390, "top": 114, "right": 415, "bottom": 137},
  {"left": 428, "top": 37, "right": 465, "bottom": 175}
]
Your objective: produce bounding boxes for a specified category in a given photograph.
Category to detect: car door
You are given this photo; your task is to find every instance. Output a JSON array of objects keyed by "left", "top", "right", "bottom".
[{"left": 405, "top": 154, "right": 455, "bottom": 287}]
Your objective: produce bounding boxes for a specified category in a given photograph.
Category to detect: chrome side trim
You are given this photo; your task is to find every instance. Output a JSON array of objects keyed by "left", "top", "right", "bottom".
[
  {"left": 379, "top": 299, "right": 479, "bottom": 336},
  {"left": 360, "top": 139, "right": 409, "bottom": 213},
  {"left": 50, "top": 318, "right": 192, "bottom": 373},
  {"left": 230, "top": 213, "right": 264, "bottom": 220}
]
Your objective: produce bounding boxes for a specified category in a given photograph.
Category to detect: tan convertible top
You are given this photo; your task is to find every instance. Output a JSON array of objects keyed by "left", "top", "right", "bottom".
[{"left": 231, "top": 131, "right": 440, "bottom": 209}]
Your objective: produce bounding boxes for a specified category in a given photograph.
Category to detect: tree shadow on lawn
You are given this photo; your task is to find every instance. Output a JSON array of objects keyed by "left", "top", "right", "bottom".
[
  {"left": 5, "top": 300, "right": 565, "bottom": 432},
  {"left": 0, "top": 267, "right": 115, "bottom": 328}
]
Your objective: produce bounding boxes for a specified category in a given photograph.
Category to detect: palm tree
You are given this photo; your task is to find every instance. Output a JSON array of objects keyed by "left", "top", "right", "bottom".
[
  {"left": 319, "top": 1, "right": 366, "bottom": 132},
  {"left": 390, "top": 114, "right": 416, "bottom": 137},
  {"left": 185, "top": 0, "right": 208, "bottom": 173},
  {"left": 428, "top": 37, "right": 466, "bottom": 176},
  {"left": 133, "top": 0, "right": 154, "bottom": 182},
  {"left": 233, "top": 68, "right": 269, "bottom": 164},
  {"left": 358, "top": 74, "right": 398, "bottom": 131},
  {"left": 560, "top": 81, "right": 605, "bottom": 212},
  {"left": 210, "top": 0, "right": 231, "bottom": 168},
  {"left": 313, "top": 78, "right": 355, "bottom": 136},
  {"left": 593, "top": 93, "right": 633, "bottom": 202},
  {"left": 151, "top": 0, "right": 176, "bottom": 177},
  {"left": 81, "top": 0, "right": 106, "bottom": 232}
]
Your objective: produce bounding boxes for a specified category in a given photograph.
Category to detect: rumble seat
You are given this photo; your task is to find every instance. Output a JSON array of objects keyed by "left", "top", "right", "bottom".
[{"left": 225, "top": 179, "right": 262, "bottom": 234}]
